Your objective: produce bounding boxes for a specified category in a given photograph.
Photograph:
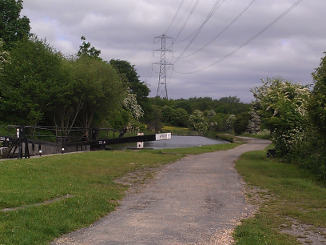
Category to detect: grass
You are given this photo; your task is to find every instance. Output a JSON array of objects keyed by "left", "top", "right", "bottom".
[
  {"left": 161, "top": 125, "right": 200, "bottom": 136},
  {"left": 234, "top": 148, "right": 326, "bottom": 244},
  {"left": 0, "top": 142, "right": 240, "bottom": 244}
]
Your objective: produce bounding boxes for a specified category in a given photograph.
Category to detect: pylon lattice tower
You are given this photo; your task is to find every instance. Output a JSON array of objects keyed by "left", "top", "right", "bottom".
[{"left": 153, "top": 34, "right": 173, "bottom": 99}]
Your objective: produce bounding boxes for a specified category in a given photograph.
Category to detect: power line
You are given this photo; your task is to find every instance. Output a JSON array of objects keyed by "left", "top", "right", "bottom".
[
  {"left": 174, "top": 0, "right": 304, "bottom": 74},
  {"left": 164, "top": 0, "right": 185, "bottom": 35},
  {"left": 182, "top": 0, "right": 257, "bottom": 59},
  {"left": 173, "top": 0, "right": 200, "bottom": 43},
  {"left": 173, "top": 0, "right": 226, "bottom": 65}
]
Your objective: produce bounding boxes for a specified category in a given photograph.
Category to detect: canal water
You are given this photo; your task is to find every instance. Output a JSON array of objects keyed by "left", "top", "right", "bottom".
[{"left": 109, "top": 135, "right": 228, "bottom": 150}]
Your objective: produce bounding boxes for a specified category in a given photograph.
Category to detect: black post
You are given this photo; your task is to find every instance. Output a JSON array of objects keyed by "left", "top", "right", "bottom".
[{"left": 92, "top": 128, "right": 98, "bottom": 141}]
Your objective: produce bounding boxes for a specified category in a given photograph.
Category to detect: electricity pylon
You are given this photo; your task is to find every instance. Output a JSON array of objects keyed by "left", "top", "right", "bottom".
[{"left": 153, "top": 34, "right": 173, "bottom": 99}]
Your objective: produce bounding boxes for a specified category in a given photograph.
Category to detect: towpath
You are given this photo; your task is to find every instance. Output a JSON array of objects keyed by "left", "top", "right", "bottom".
[{"left": 52, "top": 137, "right": 271, "bottom": 245}]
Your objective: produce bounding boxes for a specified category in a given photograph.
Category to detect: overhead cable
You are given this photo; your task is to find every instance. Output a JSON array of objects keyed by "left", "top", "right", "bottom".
[
  {"left": 182, "top": 0, "right": 257, "bottom": 59},
  {"left": 173, "top": 0, "right": 226, "bottom": 65},
  {"left": 174, "top": 0, "right": 304, "bottom": 74},
  {"left": 173, "top": 0, "right": 200, "bottom": 43},
  {"left": 164, "top": 0, "right": 185, "bottom": 35}
]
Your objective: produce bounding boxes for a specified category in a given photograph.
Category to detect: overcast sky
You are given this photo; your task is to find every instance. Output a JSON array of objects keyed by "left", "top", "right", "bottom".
[{"left": 21, "top": 0, "right": 326, "bottom": 103}]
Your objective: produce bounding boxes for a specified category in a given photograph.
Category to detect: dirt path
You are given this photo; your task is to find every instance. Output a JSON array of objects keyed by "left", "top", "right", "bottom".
[{"left": 52, "top": 138, "right": 271, "bottom": 245}]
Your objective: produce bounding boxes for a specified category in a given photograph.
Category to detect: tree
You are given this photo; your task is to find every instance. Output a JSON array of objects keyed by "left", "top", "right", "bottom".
[
  {"left": 146, "top": 105, "right": 163, "bottom": 132},
  {"left": 173, "top": 99, "right": 193, "bottom": 114},
  {"left": 109, "top": 59, "right": 150, "bottom": 121},
  {"left": 0, "top": 36, "right": 69, "bottom": 125},
  {"left": 218, "top": 96, "right": 240, "bottom": 104},
  {"left": 0, "top": 0, "right": 30, "bottom": 50},
  {"left": 251, "top": 77, "right": 310, "bottom": 155},
  {"left": 171, "top": 108, "right": 189, "bottom": 127},
  {"left": 77, "top": 36, "right": 101, "bottom": 59},
  {"left": 210, "top": 113, "right": 228, "bottom": 132},
  {"left": 233, "top": 112, "right": 251, "bottom": 135},
  {"left": 188, "top": 110, "right": 209, "bottom": 133},
  {"left": 309, "top": 52, "right": 326, "bottom": 137},
  {"left": 246, "top": 110, "right": 261, "bottom": 134},
  {"left": 65, "top": 56, "right": 125, "bottom": 130}
]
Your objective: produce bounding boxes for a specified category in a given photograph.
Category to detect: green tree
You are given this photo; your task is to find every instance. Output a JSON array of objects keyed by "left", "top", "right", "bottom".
[
  {"left": 309, "top": 52, "right": 326, "bottom": 137},
  {"left": 233, "top": 112, "right": 251, "bottom": 135},
  {"left": 251, "top": 77, "right": 310, "bottom": 155},
  {"left": 109, "top": 59, "right": 150, "bottom": 121},
  {"left": 173, "top": 99, "right": 193, "bottom": 114},
  {"left": 146, "top": 105, "right": 163, "bottom": 132},
  {"left": 0, "top": 0, "right": 30, "bottom": 50},
  {"left": 161, "top": 105, "right": 173, "bottom": 124},
  {"left": 77, "top": 36, "right": 101, "bottom": 59},
  {"left": 210, "top": 113, "right": 228, "bottom": 132},
  {"left": 69, "top": 56, "right": 125, "bottom": 130},
  {"left": 171, "top": 108, "right": 189, "bottom": 127},
  {"left": 0, "top": 36, "right": 69, "bottom": 125}
]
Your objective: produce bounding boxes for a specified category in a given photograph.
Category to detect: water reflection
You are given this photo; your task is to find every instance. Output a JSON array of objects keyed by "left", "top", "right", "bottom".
[{"left": 109, "top": 135, "right": 228, "bottom": 150}]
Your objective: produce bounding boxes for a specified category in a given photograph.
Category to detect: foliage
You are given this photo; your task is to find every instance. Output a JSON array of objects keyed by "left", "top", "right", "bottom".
[
  {"left": 0, "top": 38, "right": 9, "bottom": 71},
  {"left": 250, "top": 77, "right": 310, "bottom": 156},
  {"left": 233, "top": 111, "right": 251, "bottom": 135},
  {"left": 188, "top": 110, "right": 209, "bottom": 133},
  {"left": 309, "top": 52, "right": 326, "bottom": 137},
  {"left": 146, "top": 105, "right": 163, "bottom": 132},
  {"left": 226, "top": 114, "right": 235, "bottom": 132},
  {"left": 173, "top": 99, "right": 193, "bottom": 114},
  {"left": 0, "top": 36, "right": 69, "bottom": 125},
  {"left": 68, "top": 56, "right": 125, "bottom": 129},
  {"left": 161, "top": 105, "right": 189, "bottom": 127},
  {"left": 0, "top": 0, "right": 30, "bottom": 50},
  {"left": 77, "top": 36, "right": 101, "bottom": 59},
  {"left": 123, "top": 93, "right": 144, "bottom": 121},
  {"left": 209, "top": 113, "right": 228, "bottom": 132},
  {"left": 0, "top": 36, "right": 125, "bottom": 131},
  {"left": 246, "top": 109, "right": 261, "bottom": 134},
  {"left": 109, "top": 59, "right": 150, "bottom": 121}
]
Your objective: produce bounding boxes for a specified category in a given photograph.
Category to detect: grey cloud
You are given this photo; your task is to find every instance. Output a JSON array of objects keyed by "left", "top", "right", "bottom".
[{"left": 21, "top": 0, "right": 326, "bottom": 102}]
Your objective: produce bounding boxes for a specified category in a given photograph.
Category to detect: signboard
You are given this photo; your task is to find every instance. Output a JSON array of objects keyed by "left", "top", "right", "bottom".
[
  {"left": 155, "top": 133, "right": 172, "bottom": 141},
  {"left": 137, "top": 132, "right": 144, "bottom": 148}
]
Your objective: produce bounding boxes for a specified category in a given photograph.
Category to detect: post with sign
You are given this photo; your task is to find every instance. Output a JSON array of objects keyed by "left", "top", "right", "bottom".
[
  {"left": 137, "top": 132, "right": 144, "bottom": 149},
  {"left": 155, "top": 133, "right": 172, "bottom": 141}
]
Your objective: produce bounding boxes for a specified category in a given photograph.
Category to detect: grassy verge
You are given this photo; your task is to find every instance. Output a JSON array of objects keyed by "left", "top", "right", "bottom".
[
  {"left": 160, "top": 125, "right": 200, "bottom": 136},
  {"left": 0, "top": 142, "right": 240, "bottom": 244},
  {"left": 234, "top": 148, "right": 326, "bottom": 244}
]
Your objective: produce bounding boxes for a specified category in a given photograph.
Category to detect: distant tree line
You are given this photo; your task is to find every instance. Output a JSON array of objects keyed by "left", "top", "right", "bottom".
[{"left": 146, "top": 96, "right": 251, "bottom": 133}]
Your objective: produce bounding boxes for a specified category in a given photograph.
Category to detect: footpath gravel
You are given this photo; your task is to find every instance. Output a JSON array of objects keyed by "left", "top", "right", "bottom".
[{"left": 52, "top": 138, "right": 271, "bottom": 245}]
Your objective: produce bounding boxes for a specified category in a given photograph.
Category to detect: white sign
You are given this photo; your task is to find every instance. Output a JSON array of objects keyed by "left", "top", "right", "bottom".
[
  {"left": 155, "top": 133, "right": 172, "bottom": 141},
  {"left": 137, "top": 132, "right": 144, "bottom": 148}
]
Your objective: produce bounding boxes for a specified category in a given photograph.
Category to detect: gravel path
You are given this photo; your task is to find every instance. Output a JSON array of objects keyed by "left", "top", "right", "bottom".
[{"left": 52, "top": 138, "right": 271, "bottom": 245}]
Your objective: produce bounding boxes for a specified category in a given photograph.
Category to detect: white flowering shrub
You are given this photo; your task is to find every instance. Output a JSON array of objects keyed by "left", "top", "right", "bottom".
[
  {"left": 251, "top": 77, "right": 310, "bottom": 156},
  {"left": 0, "top": 39, "right": 9, "bottom": 71},
  {"left": 188, "top": 110, "right": 209, "bottom": 133},
  {"left": 246, "top": 110, "right": 261, "bottom": 134},
  {"left": 123, "top": 93, "right": 144, "bottom": 120},
  {"left": 226, "top": 114, "right": 235, "bottom": 132}
]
